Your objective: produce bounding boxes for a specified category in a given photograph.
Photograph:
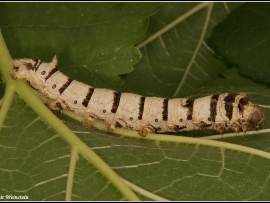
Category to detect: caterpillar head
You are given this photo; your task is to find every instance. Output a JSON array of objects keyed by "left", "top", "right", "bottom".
[
  {"left": 10, "top": 56, "right": 58, "bottom": 80},
  {"left": 248, "top": 104, "right": 265, "bottom": 130},
  {"left": 10, "top": 58, "right": 40, "bottom": 80}
]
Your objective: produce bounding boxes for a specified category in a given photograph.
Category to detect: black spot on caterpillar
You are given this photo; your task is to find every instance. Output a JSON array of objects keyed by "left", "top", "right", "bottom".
[{"left": 11, "top": 56, "right": 266, "bottom": 137}]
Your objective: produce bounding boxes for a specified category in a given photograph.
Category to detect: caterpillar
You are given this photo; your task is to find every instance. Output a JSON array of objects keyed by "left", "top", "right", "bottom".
[{"left": 10, "top": 56, "right": 265, "bottom": 137}]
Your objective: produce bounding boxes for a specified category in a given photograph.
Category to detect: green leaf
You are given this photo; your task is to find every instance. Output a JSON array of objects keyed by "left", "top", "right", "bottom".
[
  {"left": 1, "top": 2, "right": 270, "bottom": 201},
  {"left": 207, "top": 2, "right": 270, "bottom": 84},
  {"left": 0, "top": 2, "right": 159, "bottom": 92},
  {"left": 122, "top": 2, "right": 244, "bottom": 98}
]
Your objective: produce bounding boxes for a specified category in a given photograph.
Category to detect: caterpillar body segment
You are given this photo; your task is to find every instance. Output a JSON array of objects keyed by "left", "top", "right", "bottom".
[
  {"left": 167, "top": 98, "right": 194, "bottom": 132},
  {"left": 109, "top": 93, "right": 142, "bottom": 131},
  {"left": 139, "top": 97, "right": 168, "bottom": 135},
  {"left": 11, "top": 56, "right": 266, "bottom": 137},
  {"left": 192, "top": 95, "right": 214, "bottom": 130}
]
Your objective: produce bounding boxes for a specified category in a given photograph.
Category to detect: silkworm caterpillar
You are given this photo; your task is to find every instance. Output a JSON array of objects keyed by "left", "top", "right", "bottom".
[{"left": 10, "top": 56, "right": 265, "bottom": 137}]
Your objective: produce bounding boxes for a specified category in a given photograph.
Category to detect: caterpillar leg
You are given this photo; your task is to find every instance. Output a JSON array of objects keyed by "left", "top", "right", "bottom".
[
  {"left": 231, "top": 122, "right": 241, "bottom": 133},
  {"left": 241, "top": 123, "right": 250, "bottom": 133},
  {"left": 106, "top": 121, "right": 124, "bottom": 132},
  {"left": 47, "top": 100, "right": 63, "bottom": 111},
  {"left": 138, "top": 127, "right": 154, "bottom": 137},
  {"left": 216, "top": 124, "right": 227, "bottom": 134},
  {"left": 106, "top": 123, "right": 116, "bottom": 132},
  {"left": 82, "top": 118, "right": 94, "bottom": 129}
]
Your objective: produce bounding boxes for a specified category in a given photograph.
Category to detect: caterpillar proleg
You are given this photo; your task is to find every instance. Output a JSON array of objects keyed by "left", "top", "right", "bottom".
[{"left": 11, "top": 56, "right": 265, "bottom": 137}]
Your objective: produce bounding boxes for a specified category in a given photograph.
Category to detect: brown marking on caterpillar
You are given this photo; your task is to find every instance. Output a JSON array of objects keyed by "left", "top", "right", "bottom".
[
  {"left": 174, "top": 125, "right": 187, "bottom": 132},
  {"left": 141, "top": 125, "right": 159, "bottom": 135},
  {"left": 66, "top": 105, "right": 75, "bottom": 112},
  {"left": 47, "top": 100, "right": 63, "bottom": 111},
  {"left": 115, "top": 122, "right": 123, "bottom": 128},
  {"left": 25, "top": 63, "right": 33, "bottom": 70},
  {"left": 210, "top": 94, "right": 219, "bottom": 122},
  {"left": 239, "top": 96, "right": 249, "bottom": 106},
  {"left": 82, "top": 87, "right": 95, "bottom": 107},
  {"left": 115, "top": 119, "right": 135, "bottom": 130},
  {"left": 45, "top": 67, "right": 59, "bottom": 81},
  {"left": 32, "top": 59, "right": 39, "bottom": 68},
  {"left": 238, "top": 96, "right": 249, "bottom": 116},
  {"left": 200, "top": 121, "right": 212, "bottom": 128},
  {"left": 138, "top": 96, "right": 145, "bottom": 120},
  {"left": 34, "top": 62, "right": 42, "bottom": 71},
  {"left": 224, "top": 93, "right": 237, "bottom": 120},
  {"left": 162, "top": 99, "right": 168, "bottom": 121},
  {"left": 97, "top": 117, "right": 105, "bottom": 122},
  {"left": 152, "top": 125, "right": 161, "bottom": 133},
  {"left": 111, "top": 92, "right": 121, "bottom": 113},
  {"left": 13, "top": 66, "right": 19, "bottom": 72},
  {"left": 184, "top": 99, "right": 194, "bottom": 120},
  {"left": 59, "top": 78, "right": 73, "bottom": 94},
  {"left": 56, "top": 102, "right": 63, "bottom": 110},
  {"left": 127, "top": 126, "right": 134, "bottom": 130}
]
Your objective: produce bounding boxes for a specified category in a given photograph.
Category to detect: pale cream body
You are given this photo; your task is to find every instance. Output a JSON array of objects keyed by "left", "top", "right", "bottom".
[
  {"left": 167, "top": 98, "right": 194, "bottom": 132},
  {"left": 11, "top": 56, "right": 265, "bottom": 136}
]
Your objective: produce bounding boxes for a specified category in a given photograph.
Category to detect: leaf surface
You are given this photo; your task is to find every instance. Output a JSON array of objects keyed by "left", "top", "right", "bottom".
[
  {"left": 122, "top": 2, "right": 244, "bottom": 98},
  {"left": 1, "top": 2, "right": 270, "bottom": 201},
  {"left": 207, "top": 2, "right": 270, "bottom": 84}
]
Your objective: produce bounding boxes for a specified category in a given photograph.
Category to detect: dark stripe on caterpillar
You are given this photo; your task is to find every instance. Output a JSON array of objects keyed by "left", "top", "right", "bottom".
[
  {"left": 56, "top": 102, "right": 63, "bottom": 110},
  {"left": 13, "top": 66, "right": 19, "bottom": 72},
  {"left": 239, "top": 96, "right": 249, "bottom": 106},
  {"left": 82, "top": 87, "right": 95, "bottom": 107},
  {"left": 162, "top": 99, "right": 168, "bottom": 121},
  {"left": 224, "top": 93, "right": 237, "bottom": 120},
  {"left": 33, "top": 59, "right": 39, "bottom": 68},
  {"left": 23, "top": 63, "right": 33, "bottom": 70},
  {"left": 59, "top": 78, "right": 73, "bottom": 94},
  {"left": 115, "top": 122, "right": 123, "bottom": 128},
  {"left": 210, "top": 94, "right": 219, "bottom": 122},
  {"left": 34, "top": 62, "right": 43, "bottom": 71},
  {"left": 148, "top": 124, "right": 160, "bottom": 133},
  {"left": 184, "top": 99, "right": 194, "bottom": 120},
  {"left": 138, "top": 96, "right": 145, "bottom": 120},
  {"left": 174, "top": 125, "right": 187, "bottom": 132},
  {"left": 200, "top": 121, "right": 213, "bottom": 128},
  {"left": 238, "top": 95, "right": 249, "bottom": 114},
  {"left": 45, "top": 68, "right": 59, "bottom": 81},
  {"left": 111, "top": 92, "right": 121, "bottom": 113}
]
